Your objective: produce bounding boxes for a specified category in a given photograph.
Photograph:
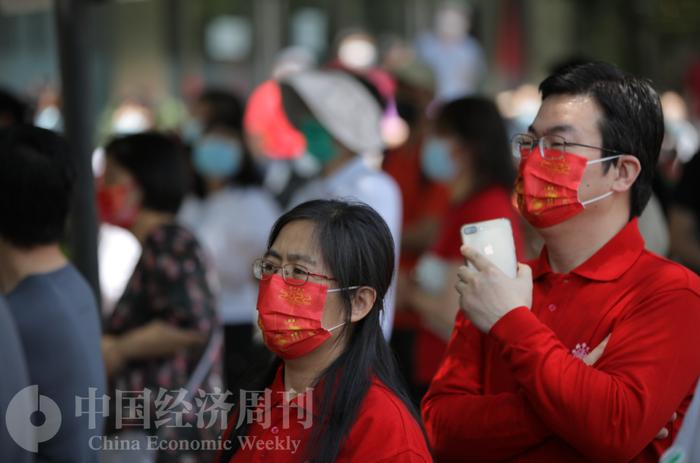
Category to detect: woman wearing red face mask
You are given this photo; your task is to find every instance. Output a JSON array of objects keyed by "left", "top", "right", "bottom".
[
  {"left": 216, "top": 200, "right": 432, "bottom": 463},
  {"left": 98, "top": 132, "right": 223, "bottom": 463}
]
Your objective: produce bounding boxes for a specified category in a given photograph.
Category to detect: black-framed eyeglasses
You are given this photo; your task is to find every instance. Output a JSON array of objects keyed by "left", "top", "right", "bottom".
[
  {"left": 511, "top": 133, "right": 626, "bottom": 160},
  {"left": 253, "top": 258, "right": 336, "bottom": 287}
]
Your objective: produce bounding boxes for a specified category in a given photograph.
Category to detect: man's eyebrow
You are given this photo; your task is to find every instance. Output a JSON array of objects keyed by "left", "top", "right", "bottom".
[{"left": 528, "top": 124, "right": 575, "bottom": 137}]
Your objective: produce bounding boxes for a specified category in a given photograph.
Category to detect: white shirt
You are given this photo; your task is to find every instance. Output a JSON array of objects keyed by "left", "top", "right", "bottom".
[
  {"left": 98, "top": 223, "right": 141, "bottom": 315},
  {"left": 179, "top": 187, "right": 281, "bottom": 325},
  {"left": 289, "top": 156, "right": 403, "bottom": 340}
]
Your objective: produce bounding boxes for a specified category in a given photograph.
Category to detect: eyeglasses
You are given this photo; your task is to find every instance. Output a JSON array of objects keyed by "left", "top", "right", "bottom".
[
  {"left": 511, "top": 133, "right": 626, "bottom": 160},
  {"left": 253, "top": 258, "right": 336, "bottom": 287}
]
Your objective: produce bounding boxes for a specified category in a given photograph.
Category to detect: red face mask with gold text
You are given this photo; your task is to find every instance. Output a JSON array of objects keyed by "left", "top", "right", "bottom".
[
  {"left": 96, "top": 181, "right": 140, "bottom": 229},
  {"left": 515, "top": 146, "right": 619, "bottom": 228},
  {"left": 257, "top": 274, "right": 353, "bottom": 360}
]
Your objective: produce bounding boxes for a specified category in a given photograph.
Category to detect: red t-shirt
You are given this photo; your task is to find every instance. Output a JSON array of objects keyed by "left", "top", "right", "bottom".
[
  {"left": 384, "top": 140, "right": 451, "bottom": 331},
  {"left": 415, "top": 185, "right": 524, "bottom": 384},
  {"left": 383, "top": 140, "right": 451, "bottom": 271},
  {"left": 218, "top": 366, "right": 432, "bottom": 463},
  {"left": 422, "top": 218, "right": 700, "bottom": 462},
  {"left": 431, "top": 185, "right": 524, "bottom": 261}
]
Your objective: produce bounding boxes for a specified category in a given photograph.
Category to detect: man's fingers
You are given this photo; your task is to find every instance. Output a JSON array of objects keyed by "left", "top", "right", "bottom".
[
  {"left": 595, "top": 334, "right": 611, "bottom": 351},
  {"left": 654, "top": 413, "right": 678, "bottom": 441},
  {"left": 655, "top": 427, "right": 669, "bottom": 440},
  {"left": 457, "top": 265, "right": 477, "bottom": 284},
  {"left": 583, "top": 334, "right": 611, "bottom": 366},
  {"left": 517, "top": 263, "right": 532, "bottom": 280},
  {"left": 460, "top": 245, "right": 495, "bottom": 272}
]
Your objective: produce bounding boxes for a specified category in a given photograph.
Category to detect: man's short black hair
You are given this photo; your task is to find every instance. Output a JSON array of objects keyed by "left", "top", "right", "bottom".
[
  {"left": 539, "top": 61, "right": 664, "bottom": 218},
  {"left": 105, "top": 132, "right": 189, "bottom": 214},
  {"left": 0, "top": 125, "right": 76, "bottom": 247}
]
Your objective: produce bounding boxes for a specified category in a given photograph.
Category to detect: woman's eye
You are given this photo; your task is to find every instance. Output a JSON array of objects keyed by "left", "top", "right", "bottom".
[
  {"left": 291, "top": 266, "right": 307, "bottom": 276},
  {"left": 261, "top": 262, "right": 276, "bottom": 273}
]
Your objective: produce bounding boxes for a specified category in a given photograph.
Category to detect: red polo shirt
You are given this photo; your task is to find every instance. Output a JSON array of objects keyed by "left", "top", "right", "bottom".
[
  {"left": 422, "top": 218, "right": 700, "bottom": 462},
  {"left": 219, "top": 366, "right": 432, "bottom": 463}
]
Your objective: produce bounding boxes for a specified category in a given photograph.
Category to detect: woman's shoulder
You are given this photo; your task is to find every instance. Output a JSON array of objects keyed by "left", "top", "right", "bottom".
[
  {"left": 357, "top": 379, "right": 427, "bottom": 441},
  {"left": 448, "top": 184, "right": 517, "bottom": 225},
  {"left": 341, "top": 379, "right": 431, "bottom": 461},
  {"left": 466, "top": 184, "right": 513, "bottom": 208},
  {"left": 224, "top": 186, "right": 281, "bottom": 214},
  {"left": 142, "top": 223, "right": 207, "bottom": 265},
  {"left": 362, "top": 379, "right": 418, "bottom": 422}
]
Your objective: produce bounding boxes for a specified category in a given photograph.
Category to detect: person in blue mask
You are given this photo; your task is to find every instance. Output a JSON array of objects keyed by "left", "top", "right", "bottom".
[
  {"left": 178, "top": 89, "right": 281, "bottom": 395},
  {"left": 405, "top": 97, "right": 524, "bottom": 396}
]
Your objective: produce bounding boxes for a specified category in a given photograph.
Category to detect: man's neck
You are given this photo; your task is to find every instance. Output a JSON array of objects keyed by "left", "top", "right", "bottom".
[
  {"left": 0, "top": 243, "right": 67, "bottom": 294},
  {"left": 539, "top": 212, "right": 629, "bottom": 274}
]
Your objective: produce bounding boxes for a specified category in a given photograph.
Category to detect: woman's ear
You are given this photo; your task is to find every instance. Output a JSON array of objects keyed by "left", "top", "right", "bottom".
[
  {"left": 611, "top": 154, "right": 642, "bottom": 192},
  {"left": 350, "top": 287, "right": 377, "bottom": 323}
]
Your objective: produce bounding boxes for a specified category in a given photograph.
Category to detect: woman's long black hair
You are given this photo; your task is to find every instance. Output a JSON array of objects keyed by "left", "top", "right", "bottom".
[
  {"left": 434, "top": 96, "right": 516, "bottom": 192},
  {"left": 220, "top": 199, "right": 425, "bottom": 462}
]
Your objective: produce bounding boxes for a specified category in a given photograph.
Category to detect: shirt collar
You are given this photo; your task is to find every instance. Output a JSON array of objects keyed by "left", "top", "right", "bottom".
[
  {"left": 532, "top": 217, "right": 645, "bottom": 282},
  {"left": 266, "top": 364, "right": 316, "bottom": 411}
]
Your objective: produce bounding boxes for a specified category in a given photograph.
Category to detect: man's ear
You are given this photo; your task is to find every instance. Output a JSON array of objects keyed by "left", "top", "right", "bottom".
[
  {"left": 611, "top": 155, "right": 642, "bottom": 192},
  {"left": 350, "top": 287, "right": 377, "bottom": 323}
]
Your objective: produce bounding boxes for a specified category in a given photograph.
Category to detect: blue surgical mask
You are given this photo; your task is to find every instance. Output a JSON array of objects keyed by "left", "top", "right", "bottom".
[
  {"left": 193, "top": 136, "right": 243, "bottom": 179},
  {"left": 421, "top": 137, "right": 456, "bottom": 182}
]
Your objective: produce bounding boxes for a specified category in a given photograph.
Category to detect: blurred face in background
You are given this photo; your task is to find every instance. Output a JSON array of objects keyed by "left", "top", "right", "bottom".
[
  {"left": 96, "top": 155, "right": 142, "bottom": 230},
  {"left": 420, "top": 128, "right": 474, "bottom": 197},
  {"left": 191, "top": 128, "right": 244, "bottom": 184},
  {"left": 435, "top": 4, "right": 469, "bottom": 42}
]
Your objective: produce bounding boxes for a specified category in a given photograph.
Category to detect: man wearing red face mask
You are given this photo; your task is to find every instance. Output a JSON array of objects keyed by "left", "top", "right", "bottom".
[{"left": 422, "top": 62, "right": 700, "bottom": 462}]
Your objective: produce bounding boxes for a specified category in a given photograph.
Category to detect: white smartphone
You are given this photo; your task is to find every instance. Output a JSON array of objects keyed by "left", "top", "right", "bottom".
[{"left": 460, "top": 218, "right": 517, "bottom": 278}]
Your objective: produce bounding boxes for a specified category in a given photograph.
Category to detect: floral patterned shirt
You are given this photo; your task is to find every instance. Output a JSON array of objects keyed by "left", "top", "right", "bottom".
[{"left": 106, "top": 223, "right": 224, "bottom": 462}]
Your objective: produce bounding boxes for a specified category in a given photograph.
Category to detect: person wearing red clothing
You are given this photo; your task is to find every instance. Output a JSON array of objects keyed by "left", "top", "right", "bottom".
[
  {"left": 383, "top": 63, "right": 451, "bottom": 403},
  {"left": 422, "top": 61, "right": 700, "bottom": 462},
  {"left": 407, "top": 97, "right": 523, "bottom": 393},
  {"left": 216, "top": 200, "right": 431, "bottom": 463}
]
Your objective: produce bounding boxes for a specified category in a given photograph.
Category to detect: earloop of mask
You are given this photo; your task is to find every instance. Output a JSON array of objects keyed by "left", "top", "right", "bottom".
[
  {"left": 327, "top": 322, "right": 346, "bottom": 332},
  {"left": 586, "top": 154, "right": 622, "bottom": 165},
  {"left": 581, "top": 191, "right": 614, "bottom": 207},
  {"left": 326, "top": 287, "right": 360, "bottom": 333},
  {"left": 581, "top": 154, "right": 621, "bottom": 207},
  {"left": 327, "top": 285, "right": 361, "bottom": 293}
]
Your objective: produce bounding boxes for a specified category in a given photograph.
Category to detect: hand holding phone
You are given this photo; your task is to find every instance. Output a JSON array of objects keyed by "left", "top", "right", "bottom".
[{"left": 460, "top": 218, "right": 517, "bottom": 278}]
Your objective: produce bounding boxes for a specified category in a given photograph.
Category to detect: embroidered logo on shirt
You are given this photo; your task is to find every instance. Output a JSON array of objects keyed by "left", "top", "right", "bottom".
[{"left": 571, "top": 343, "right": 591, "bottom": 359}]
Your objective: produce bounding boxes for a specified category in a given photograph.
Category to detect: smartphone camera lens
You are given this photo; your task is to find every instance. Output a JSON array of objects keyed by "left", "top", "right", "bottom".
[{"left": 463, "top": 226, "right": 478, "bottom": 235}]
